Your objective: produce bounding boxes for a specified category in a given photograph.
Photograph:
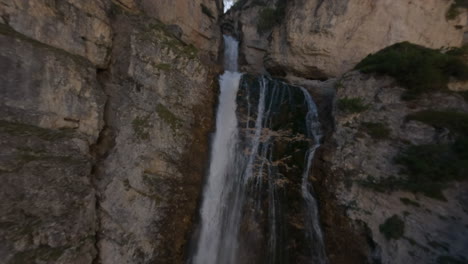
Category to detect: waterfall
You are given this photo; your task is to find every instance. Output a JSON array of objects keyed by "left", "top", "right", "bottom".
[{"left": 190, "top": 35, "right": 327, "bottom": 264}]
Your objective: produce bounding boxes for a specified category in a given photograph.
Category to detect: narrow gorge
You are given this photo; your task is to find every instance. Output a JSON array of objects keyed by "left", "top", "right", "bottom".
[{"left": 1, "top": 1, "right": 468, "bottom": 264}]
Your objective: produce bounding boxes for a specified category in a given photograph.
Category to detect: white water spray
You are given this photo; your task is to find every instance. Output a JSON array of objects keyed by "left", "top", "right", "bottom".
[{"left": 191, "top": 35, "right": 327, "bottom": 264}]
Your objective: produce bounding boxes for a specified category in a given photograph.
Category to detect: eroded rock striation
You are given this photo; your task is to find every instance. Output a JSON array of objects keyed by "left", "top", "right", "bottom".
[
  {"left": 0, "top": 0, "right": 221, "bottom": 263},
  {"left": 2, "top": 0, "right": 468, "bottom": 263}
]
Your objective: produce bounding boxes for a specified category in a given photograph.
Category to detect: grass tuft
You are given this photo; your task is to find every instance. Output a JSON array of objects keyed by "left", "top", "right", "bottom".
[
  {"left": 360, "top": 122, "right": 391, "bottom": 140},
  {"left": 337, "top": 98, "right": 369, "bottom": 113}
]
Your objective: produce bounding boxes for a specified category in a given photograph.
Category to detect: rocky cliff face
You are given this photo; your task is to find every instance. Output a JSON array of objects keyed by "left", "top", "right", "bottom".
[
  {"left": 226, "top": 1, "right": 468, "bottom": 263},
  {"left": 228, "top": 0, "right": 468, "bottom": 78},
  {"left": 113, "top": 0, "right": 223, "bottom": 60},
  {"left": 2, "top": 0, "right": 468, "bottom": 263},
  {"left": 0, "top": 0, "right": 221, "bottom": 263},
  {"left": 319, "top": 72, "right": 468, "bottom": 264}
]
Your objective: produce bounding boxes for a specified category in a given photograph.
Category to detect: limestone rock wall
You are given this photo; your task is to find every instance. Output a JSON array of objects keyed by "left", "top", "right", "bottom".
[
  {"left": 94, "top": 14, "right": 217, "bottom": 264},
  {"left": 115, "top": 0, "right": 223, "bottom": 60},
  {"left": 0, "top": 1, "right": 220, "bottom": 263},
  {"left": 318, "top": 72, "right": 468, "bottom": 264},
  {"left": 228, "top": 0, "right": 468, "bottom": 78},
  {"left": 224, "top": 0, "right": 276, "bottom": 74}
]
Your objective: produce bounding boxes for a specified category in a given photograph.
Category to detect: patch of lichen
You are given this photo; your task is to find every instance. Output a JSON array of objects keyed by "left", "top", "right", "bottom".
[
  {"left": 132, "top": 115, "right": 153, "bottom": 140},
  {"left": 155, "top": 63, "right": 172, "bottom": 71},
  {"left": 140, "top": 20, "right": 199, "bottom": 60},
  {"left": 0, "top": 120, "right": 76, "bottom": 141},
  {"left": 156, "top": 104, "right": 182, "bottom": 131},
  {"left": 122, "top": 178, "right": 164, "bottom": 203}
]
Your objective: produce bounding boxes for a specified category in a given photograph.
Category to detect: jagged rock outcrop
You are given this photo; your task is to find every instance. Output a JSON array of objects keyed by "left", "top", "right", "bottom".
[
  {"left": 318, "top": 72, "right": 468, "bottom": 264},
  {"left": 0, "top": 0, "right": 221, "bottom": 263},
  {"left": 227, "top": 0, "right": 468, "bottom": 78}
]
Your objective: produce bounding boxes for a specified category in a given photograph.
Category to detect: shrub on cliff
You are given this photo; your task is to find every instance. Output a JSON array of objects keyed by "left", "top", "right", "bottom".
[
  {"left": 446, "top": 0, "right": 468, "bottom": 20},
  {"left": 355, "top": 42, "right": 468, "bottom": 99},
  {"left": 257, "top": 0, "right": 287, "bottom": 34},
  {"left": 337, "top": 97, "right": 369, "bottom": 113},
  {"left": 379, "top": 215, "right": 405, "bottom": 240},
  {"left": 394, "top": 110, "right": 468, "bottom": 200}
]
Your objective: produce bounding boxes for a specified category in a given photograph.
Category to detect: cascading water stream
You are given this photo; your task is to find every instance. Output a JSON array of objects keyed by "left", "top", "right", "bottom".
[{"left": 190, "top": 35, "right": 327, "bottom": 264}]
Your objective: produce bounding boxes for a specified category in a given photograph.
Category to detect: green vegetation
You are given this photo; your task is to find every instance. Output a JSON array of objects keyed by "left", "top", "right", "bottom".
[
  {"left": 390, "top": 110, "right": 468, "bottom": 200},
  {"left": 437, "top": 255, "right": 467, "bottom": 264},
  {"left": 143, "top": 21, "right": 198, "bottom": 59},
  {"left": 406, "top": 110, "right": 468, "bottom": 136},
  {"left": 156, "top": 103, "right": 181, "bottom": 131},
  {"left": 395, "top": 140, "right": 468, "bottom": 200},
  {"left": 447, "top": 0, "right": 468, "bottom": 20},
  {"left": 257, "top": 8, "right": 277, "bottom": 33},
  {"left": 0, "top": 120, "right": 75, "bottom": 141},
  {"left": 355, "top": 42, "right": 468, "bottom": 100},
  {"left": 132, "top": 115, "right": 152, "bottom": 140},
  {"left": 200, "top": 4, "right": 215, "bottom": 19},
  {"left": 257, "top": 0, "right": 287, "bottom": 34},
  {"left": 155, "top": 63, "right": 172, "bottom": 71},
  {"left": 399, "top": 197, "right": 420, "bottom": 207},
  {"left": 379, "top": 215, "right": 405, "bottom": 240},
  {"left": 337, "top": 97, "right": 369, "bottom": 113},
  {"left": 360, "top": 122, "right": 391, "bottom": 140}
]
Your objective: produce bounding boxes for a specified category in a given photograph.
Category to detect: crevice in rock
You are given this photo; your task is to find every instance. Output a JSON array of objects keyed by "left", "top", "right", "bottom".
[{"left": 89, "top": 65, "right": 116, "bottom": 264}]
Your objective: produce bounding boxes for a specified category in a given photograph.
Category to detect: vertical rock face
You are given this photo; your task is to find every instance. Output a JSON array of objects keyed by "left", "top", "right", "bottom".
[
  {"left": 223, "top": 0, "right": 276, "bottom": 74},
  {"left": 115, "top": 0, "right": 223, "bottom": 60},
  {"left": 0, "top": 18, "right": 104, "bottom": 264},
  {"left": 1, "top": 0, "right": 113, "bottom": 68},
  {"left": 94, "top": 14, "right": 217, "bottom": 264},
  {"left": 321, "top": 72, "right": 468, "bottom": 264},
  {"left": 228, "top": 0, "right": 468, "bottom": 78},
  {"left": 0, "top": 0, "right": 221, "bottom": 263}
]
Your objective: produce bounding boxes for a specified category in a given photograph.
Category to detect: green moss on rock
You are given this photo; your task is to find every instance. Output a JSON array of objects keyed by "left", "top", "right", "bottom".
[
  {"left": 0, "top": 120, "right": 75, "bottom": 141},
  {"left": 337, "top": 98, "right": 370, "bottom": 113},
  {"left": 156, "top": 104, "right": 181, "bottom": 131},
  {"left": 132, "top": 115, "right": 152, "bottom": 140},
  {"left": 360, "top": 122, "right": 391, "bottom": 140},
  {"left": 356, "top": 42, "right": 468, "bottom": 99}
]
